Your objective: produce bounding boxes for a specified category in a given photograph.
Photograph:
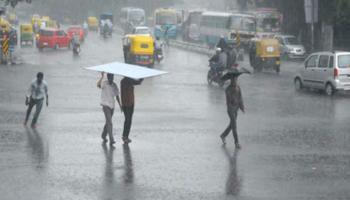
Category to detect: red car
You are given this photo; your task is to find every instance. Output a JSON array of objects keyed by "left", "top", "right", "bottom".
[
  {"left": 37, "top": 28, "right": 72, "bottom": 50},
  {"left": 67, "top": 26, "right": 85, "bottom": 42}
]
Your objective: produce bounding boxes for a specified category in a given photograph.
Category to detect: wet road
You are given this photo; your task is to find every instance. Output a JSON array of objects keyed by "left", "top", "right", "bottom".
[{"left": 1, "top": 31, "right": 350, "bottom": 200}]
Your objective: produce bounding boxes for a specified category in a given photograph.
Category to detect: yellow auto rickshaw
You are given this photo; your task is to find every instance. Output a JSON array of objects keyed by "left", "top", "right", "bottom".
[
  {"left": 123, "top": 34, "right": 154, "bottom": 67},
  {"left": 249, "top": 38, "right": 281, "bottom": 73},
  {"left": 8, "top": 13, "right": 18, "bottom": 25},
  {"left": 0, "top": 18, "right": 11, "bottom": 32},
  {"left": 20, "top": 23, "right": 34, "bottom": 47},
  {"left": 87, "top": 16, "right": 98, "bottom": 31}
]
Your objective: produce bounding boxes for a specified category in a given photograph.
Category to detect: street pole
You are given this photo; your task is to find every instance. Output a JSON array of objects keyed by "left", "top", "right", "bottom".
[{"left": 311, "top": 0, "right": 314, "bottom": 52}]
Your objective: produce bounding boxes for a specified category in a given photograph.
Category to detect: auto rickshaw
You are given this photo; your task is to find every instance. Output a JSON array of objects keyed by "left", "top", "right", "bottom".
[
  {"left": 20, "top": 23, "right": 34, "bottom": 47},
  {"left": 87, "top": 16, "right": 98, "bottom": 31},
  {"left": 8, "top": 13, "right": 18, "bottom": 25},
  {"left": 249, "top": 38, "right": 281, "bottom": 73},
  {"left": 123, "top": 34, "right": 154, "bottom": 67},
  {"left": 0, "top": 18, "right": 11, "bottom": 32},
  {"left": 99, "top": 13, "right": 114, "bottom": 36}
]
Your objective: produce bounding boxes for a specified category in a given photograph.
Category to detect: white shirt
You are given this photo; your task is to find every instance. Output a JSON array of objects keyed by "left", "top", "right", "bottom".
[
  {"left": 40, "top": 22, "right": 46, "bottom": 29},
  {"left": 27, "top": 79, "right": 48, "bottom": 100},
  {"left": 100, "top": 81, "right": 119, "bottom": 109}
]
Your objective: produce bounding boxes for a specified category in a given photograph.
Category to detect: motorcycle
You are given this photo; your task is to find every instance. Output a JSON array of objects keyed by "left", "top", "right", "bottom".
[
  {"left": 72, "top": 43, "right": 81, "bottom": 55},
  {"left": 207, "top": 62, "right": 225, "bottom": 87},
  {"left": 154, "top": 47, "right": 163, "bottom": 63}
]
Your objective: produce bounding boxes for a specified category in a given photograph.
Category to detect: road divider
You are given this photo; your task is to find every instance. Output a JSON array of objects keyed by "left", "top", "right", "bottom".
[{"left": 168, "top": 40, "right": 214, "bottom": 56}]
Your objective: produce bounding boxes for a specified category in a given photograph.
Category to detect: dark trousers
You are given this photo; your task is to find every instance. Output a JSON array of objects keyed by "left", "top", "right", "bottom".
[
  {"left": 221, "top": 109, "right": 239, "bottom": 144},
  {"left": 122, "top": 105, "right": 134, "bottom": 138},
  {"left": 25, "top": 98, "right": 43, "bottom": 125},
  {"left": 102, "top": 106, "right": 115, "bottom": 142}
]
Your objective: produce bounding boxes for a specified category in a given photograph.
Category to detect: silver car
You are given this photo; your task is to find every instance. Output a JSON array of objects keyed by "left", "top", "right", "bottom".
[
  {"left": 275, "top": 35, "right": 306, "bottom": 59},
  {"left": 294, "top": 51, "right": 350, "bottom": 95}
]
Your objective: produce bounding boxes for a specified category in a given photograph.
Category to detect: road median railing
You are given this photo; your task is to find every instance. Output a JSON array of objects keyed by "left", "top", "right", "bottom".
[{"left": 168, "top": 40, "right": 214, "bottom": 56}]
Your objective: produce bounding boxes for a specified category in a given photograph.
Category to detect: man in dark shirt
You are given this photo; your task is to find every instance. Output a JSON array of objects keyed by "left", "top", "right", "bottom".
[
  {"left": 121, "top": 77, "right": 143, "bottom": 144},
  {"left": 220, "top": 75, "right": 245, "bottom": 149}
]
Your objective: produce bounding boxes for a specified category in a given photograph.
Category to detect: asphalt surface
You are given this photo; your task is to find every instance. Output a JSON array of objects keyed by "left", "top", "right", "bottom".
[{"left": 0, "top": 31, "right": 350, "bottom": 200}]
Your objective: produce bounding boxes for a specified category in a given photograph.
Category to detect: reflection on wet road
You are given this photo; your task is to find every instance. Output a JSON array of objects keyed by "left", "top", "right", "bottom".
[{"left": 0, "top": 31, "right": 350, "bottom": 199}]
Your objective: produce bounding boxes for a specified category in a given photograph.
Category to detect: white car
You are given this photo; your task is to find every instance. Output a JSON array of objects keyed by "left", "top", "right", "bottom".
[
  {"left": 294, "top": 51, "right": 350, "bottom": 95},
  {"left": 274, "top": 35, "right": 306, "bottom": 59},
  {"left": 132, "top": 26, "right": 151, "bottom": 35}
]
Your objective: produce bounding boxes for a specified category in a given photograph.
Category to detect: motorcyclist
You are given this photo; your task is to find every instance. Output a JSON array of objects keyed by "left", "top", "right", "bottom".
[
  {"left": 209, "top": 48, "right": 227, "bottom": 74},
  {"left": 72, "top": 33, "right": 80, "bottom": 54},
  {"left": 155, "top": 37, "right": 163, "bottom": 50},
  {"left": 154, "top": 36, "right": 163, "bottom": 62},
  {"left": 217, "top": 36, "right": 228, "bottom": 52},
  {"left": 106, "top": 19, "right": 113, "bottom": 35}
]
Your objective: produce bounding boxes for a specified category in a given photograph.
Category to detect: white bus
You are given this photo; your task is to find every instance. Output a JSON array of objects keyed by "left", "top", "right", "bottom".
[
  {"left": 120, "top": 7, "right": 146, "bottom": 33},
  {"left": 199, "top": 11, "right": 232, "bottom": 47}
]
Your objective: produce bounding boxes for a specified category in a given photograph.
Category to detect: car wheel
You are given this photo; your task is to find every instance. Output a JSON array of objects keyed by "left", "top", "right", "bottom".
[
  {"left": 294, "top": 78, "right": 303, "bottom": 91},
  {"left": 325, "top": 83, "right": 335, "bottom": 96}
]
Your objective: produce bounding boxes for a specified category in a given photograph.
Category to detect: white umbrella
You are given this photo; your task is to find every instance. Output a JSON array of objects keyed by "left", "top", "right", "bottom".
[{"left": 85, "top": 61, "right": 168, "bottom": 79}]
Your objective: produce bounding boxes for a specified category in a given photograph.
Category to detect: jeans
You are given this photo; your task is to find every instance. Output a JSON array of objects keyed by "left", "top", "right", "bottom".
[
  {"left": 122, "top": 106, "right": 134, "bottom": 139},
  {"left": 221, "top": 109, "right": 239, "bottom": 144},
  {"left": 25, "top": 98, "right": 43, "bottom": 125},
  {"left": 102, "top": 106, "right": 115, "bottom": 142}
]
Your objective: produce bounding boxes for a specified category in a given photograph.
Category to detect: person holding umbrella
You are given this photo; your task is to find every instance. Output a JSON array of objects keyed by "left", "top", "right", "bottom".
[
  {"left": 97, "top": 72, "right": 121, "bottom": 146},
  {"left": 120, "top": 77, "right": 143, "bottom": 144},
  {"left": 220, "top": 68, "right": 250, "bottom": 149}
]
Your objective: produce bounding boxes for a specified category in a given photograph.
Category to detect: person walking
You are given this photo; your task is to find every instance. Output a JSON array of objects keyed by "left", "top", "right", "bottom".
[
  {"left": 120, "top": 77, "right": 143, "bottom": 144},
  {"left": 220, "top": 73, "right": 245, "bottom": 149},
  {"left": 97, "top": 73, "right": 121, "bottom": 146},
  {"left": 24, "top": 72, "right": 49, "bottom": 128}
]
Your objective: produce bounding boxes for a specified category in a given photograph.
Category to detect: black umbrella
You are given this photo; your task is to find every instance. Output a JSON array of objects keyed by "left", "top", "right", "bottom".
[{"left": 221, "top": 67, "right": 251, "bottom": 81}]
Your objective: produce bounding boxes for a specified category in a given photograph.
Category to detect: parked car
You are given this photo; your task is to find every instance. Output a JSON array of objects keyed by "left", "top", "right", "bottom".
[
  {"left": 36, "top": 28, "right": 72, "bottom": 50},
  {"left": 132, "top": 26, "right": 151, "bottom": 35},
  {"left": 294, "top": 51, "right": 350, "bottom": 95},
  {"left": 67, "top": 26, "right": 85, "bottom": 42},
  {"left": 274, "top": 35, "right": 306, "bottom": 59}
]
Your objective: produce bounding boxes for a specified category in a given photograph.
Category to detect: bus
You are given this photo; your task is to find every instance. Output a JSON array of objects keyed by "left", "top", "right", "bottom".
[
  {"left": 182, "top": 10, "right": 203, "bottom": 42},
  {"left": 249, "top": 8, "right": 282, "bottom": 37},
  {"left": 229, "top": 13, "right": 256, "bottom": 46},
  {"left": 199, "top": 9, "right": 282, "bottom": 48},
  {"left": 199, "top": 11, "right": 232, "bottom": 47},
  {"left": 120, "top": 7, "right": 146, "bottom": 34},
  {"left": 154, "top": 8, "right": 178, "bottom": 39}
]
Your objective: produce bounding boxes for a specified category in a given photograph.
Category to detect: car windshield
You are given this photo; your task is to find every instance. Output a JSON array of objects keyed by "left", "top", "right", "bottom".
[
  {"left": 338, "top": 55, "right": 350, "bottom": 68},
  {"left": 40, "top": 30, "right": 53, "bottom": 36},
  {"left": 257, "top": 17, "right": 280, "bottom": 32},
  {"left": 136, "top": 28, "right": 149, "bottom": 34},
  {"left": 69, "top": 28, "right": 80, "bottom": 32},
  {"left": 129, "top": 10, "right": 145, "bottom": 21},
  {"left": 156, "top": 13, "right": 177, "bottom": 25},
  {"left": 284, "top": 37, "right": 299, "bottom": 45}
]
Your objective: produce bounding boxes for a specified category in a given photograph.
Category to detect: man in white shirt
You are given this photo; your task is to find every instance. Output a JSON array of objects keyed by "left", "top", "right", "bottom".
[
  {"left": 97, "top": 73, "right": 121, "bottom": 146},
  {"left": 24, "top": 72, "right": 49, "bottom": 128}
]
